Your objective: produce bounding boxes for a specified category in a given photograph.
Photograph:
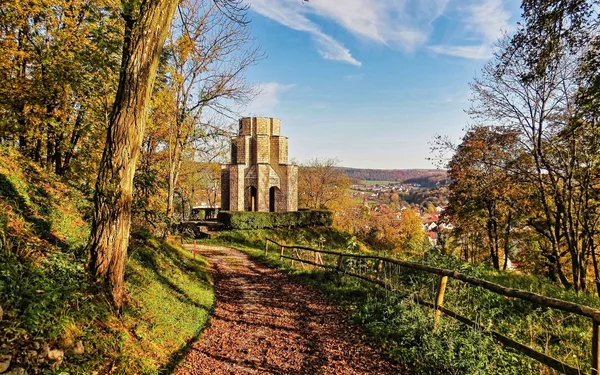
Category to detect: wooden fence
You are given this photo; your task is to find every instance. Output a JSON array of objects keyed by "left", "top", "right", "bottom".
[{"left": 265, "top": 238, "right": 600, "bottom": 375}]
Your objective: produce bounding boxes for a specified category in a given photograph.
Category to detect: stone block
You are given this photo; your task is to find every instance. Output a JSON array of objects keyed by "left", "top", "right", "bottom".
[
  {"left": 250, "top": 137, "right": 257, "bottom": 165},
  {"left": 255, "top": 117, "right": 270, "bottom": 135},
  {"left": 271, "top": 118, "right": 281, "bottom": 136},
  {"left": 231, "top": 137, "right": 247, "bottom": 164},
  {"left": 220, "top": 168, "right": 230, "bottom": 210},
  {"left": 287, "top": 165, "right": 298, "bottom": 211},
  {"left": 278, "top": 137, "right": 288, "bottom": 165},
  {"left": 256, "top": 135, "right": 270, "bottom": 164},
  {"left": 221, "top": 117, "right": 297, "bottom": 212},
  {"left": 257, "top": 164, "right": 271, "bottom": 212},
  {"left": 227, "top": 165, "right": 245, "bottom": 211},
  {"left": 270, "top": 137, "right": 280, "bottom": 167}
]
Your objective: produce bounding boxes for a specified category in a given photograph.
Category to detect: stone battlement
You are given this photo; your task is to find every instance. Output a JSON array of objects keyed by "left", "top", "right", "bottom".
[{"left": 239, "top": 117, "right": 281, "bottom": 137}]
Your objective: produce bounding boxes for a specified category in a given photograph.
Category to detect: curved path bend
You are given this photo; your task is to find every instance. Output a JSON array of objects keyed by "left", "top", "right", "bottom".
[{"left": 174, "top": 244, "right": 406, "bottom": 375}]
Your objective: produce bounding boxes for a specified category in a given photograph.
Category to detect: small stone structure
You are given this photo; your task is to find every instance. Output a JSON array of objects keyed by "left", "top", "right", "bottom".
[{"left": 221, "top": 117, "right": 298, "bottom": 212}]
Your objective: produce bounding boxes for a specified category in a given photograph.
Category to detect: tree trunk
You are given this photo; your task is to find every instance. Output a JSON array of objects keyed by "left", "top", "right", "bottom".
[
  {"left": 553, "top": 240, "right": 572, "bottom": 289},
  {"left": 591, "top": 238, "right": 600, "bottom": 299},
  {"left": 166, "top": 147, "right": 181, "bottom": 219},
  {"left": 502, "top": 213, "right": 511, "bottom": 271},
  {"left": 486, "top": 217, "right": 500, "bottom": 270},
  {"left": 88, "top": 0, "right": 179, "bottom": 309}
]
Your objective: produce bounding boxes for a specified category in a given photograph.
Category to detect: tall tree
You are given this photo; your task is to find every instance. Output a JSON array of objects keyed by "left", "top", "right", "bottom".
[
  {"left": 397, "top": 207, "right": 426, "bottom": 253},
  {"left": 88, "top": 0, "right": 182, "bottom": 308},
  {"left": 467, "top": 0, "right": 600, "bottom": 290},
  {"left": 445, "top": 126, "right": 526, "bottom": 270},
  {"left": 88, "top": 0, "right": 249, "bottom": 308}
]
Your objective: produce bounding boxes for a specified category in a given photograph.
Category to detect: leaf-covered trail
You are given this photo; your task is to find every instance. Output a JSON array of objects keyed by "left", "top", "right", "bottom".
[{"left": 174, "top": 244, "right": 406, "bottom": 375}]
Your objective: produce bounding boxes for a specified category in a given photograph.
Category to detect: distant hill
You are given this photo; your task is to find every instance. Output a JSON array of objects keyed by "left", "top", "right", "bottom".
[{"left": 342, "top": 168, "right": 448, "bottom": 188}]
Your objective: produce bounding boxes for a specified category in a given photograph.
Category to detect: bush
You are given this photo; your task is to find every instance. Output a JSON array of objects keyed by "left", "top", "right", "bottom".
[{"left": 217, "top": 209, "right": 333, "bottom": 229}]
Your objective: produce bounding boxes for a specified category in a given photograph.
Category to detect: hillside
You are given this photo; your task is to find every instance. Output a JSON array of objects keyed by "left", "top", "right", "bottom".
[
  {"left": 342, "top": 168, "right": 448, "bottom": 187},
  {"left": 0, "top": 146, "right": 213, "bottom": 374}
]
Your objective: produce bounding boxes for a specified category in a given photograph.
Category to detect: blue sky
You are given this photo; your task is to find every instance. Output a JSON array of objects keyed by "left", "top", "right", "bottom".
[{"left": 239, "top": 0, "right": 522, "bottom": 169}]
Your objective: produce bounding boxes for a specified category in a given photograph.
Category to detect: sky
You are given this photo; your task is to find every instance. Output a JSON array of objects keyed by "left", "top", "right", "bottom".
[{"left": 239, "top": 0, "right": 522, "bottom": 169}]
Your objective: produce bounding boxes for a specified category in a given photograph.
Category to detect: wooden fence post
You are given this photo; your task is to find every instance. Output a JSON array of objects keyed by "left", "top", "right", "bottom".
[
  {"left": 593, "top": 320, "right": 600, "bottom": 375},
  {"left": 279, "top": 246, "right": 284, "bottom": 261},
  {"left": 265, "top": 240, "right": 269, "bottom": 256},
  {"left": 193, "top": 240, "right": 197, "bottom": 260},
  {"left": 434, "top": 275, "right": 448, "bottom": 331},
  {"left": 291, "top": 248, "right": 295, "bottom": 267},
  {"left": 337, "top": 255, "right": 343, "bottom": 270}
]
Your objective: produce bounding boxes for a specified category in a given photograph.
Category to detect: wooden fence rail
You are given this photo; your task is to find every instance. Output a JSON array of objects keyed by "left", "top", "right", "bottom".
[{"left": 265, "top": 238, "right": 600, "bottom": 375}]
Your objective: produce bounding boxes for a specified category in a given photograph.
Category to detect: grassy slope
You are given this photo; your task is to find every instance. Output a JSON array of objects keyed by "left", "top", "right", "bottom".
[
  {"left": 210, "top": 227, "right": 599, "bottom": 375},
  {"left": 0, "top": 146, "right": 214, "bottom": 374}
]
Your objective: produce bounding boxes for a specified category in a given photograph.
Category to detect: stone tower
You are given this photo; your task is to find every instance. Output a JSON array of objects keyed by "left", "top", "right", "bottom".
[{"left": 221, "top": 117, "right": 298, "bottom": 212}]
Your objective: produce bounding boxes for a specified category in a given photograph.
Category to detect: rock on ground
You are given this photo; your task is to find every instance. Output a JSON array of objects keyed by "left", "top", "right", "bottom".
[{"left": 0, "top": 355, "right": 11, "bottom": 373}]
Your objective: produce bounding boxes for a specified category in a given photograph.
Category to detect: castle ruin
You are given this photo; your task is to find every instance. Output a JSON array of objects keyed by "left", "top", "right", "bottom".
[{"left": 220, "top": 117, "right": 298, "bottom": 212}]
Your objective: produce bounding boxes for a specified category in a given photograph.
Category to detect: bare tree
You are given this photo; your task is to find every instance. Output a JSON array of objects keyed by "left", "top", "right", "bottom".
[{"left": 163, "top": 0, "right": 259, "bottom": 221}]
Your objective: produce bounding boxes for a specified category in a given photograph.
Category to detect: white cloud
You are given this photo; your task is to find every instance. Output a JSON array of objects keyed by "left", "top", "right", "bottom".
[
  {"left": 243, "top": 82, "right": 295, "bottom": 116},
  {"left": 249, "top": 0, "right": 450, "bottom": 65},
  {"left": 249, "top": 0, "right": 515, "bottom": 63},
  {"left": 314, "top": 33, "right": 361, "bottom": 66},
  {"left": 249, "top": 0, "right": 361, "bottom": 66},
  {"left": 466, "top": 0, "right": 512, "bottom": 41},
  {"left": 304, "top": 0, "right": 447, "bottom": 50},
  {"left": 429, "top": 45, "right": 494, "bottom": 60},
  {"left": 429, "top": 0, "right": 512, "bottom": 60}
]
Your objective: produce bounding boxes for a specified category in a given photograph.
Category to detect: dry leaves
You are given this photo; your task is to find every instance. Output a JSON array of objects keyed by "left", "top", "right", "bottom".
[{"left": 174, "top": 245, "right": 406, "bottom": 375}]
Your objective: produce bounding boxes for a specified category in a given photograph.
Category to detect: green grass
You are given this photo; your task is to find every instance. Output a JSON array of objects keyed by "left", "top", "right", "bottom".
[
  {"left": 99, "top": 232, "right": 214, "bottom": 374},
  {"left": 0, "top": 146, "right": 214, "bottom": 374},
  {"left": 0, "top": 146, "right": 90, "bottom": 255},
  {"left": 1, "top": 231, "right": 214, "bottom": 375},
  {"left": 209, "top": 228, "right": 598, "bottom": 375}
]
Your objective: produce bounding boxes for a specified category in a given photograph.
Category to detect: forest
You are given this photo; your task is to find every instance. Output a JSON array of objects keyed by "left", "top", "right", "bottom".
[{"left": 342, "top": 167, "right": 448, "bottom": 187}]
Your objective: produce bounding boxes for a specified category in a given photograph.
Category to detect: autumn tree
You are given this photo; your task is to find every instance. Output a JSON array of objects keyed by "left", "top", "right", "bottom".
[
  {"left": 335, "top": 203, "right": 371, "bottom": 238},
  {"left": 298, "top": 158, "right": 351, "bottom": 210},
  {"left": 466, "top": 0, "right": 600, "bottom": 289},
  {"left": 0, "top": 0, "right": 122, "bottom": 179},
  {"left": 397, "top": 208, "right": 426, "bottom": 253},
  {"left": 445, "top": 126, "right": 526, "bottom": 270},
  {"left": 170, "top": 160, "right": 223, "bottom": 218}
]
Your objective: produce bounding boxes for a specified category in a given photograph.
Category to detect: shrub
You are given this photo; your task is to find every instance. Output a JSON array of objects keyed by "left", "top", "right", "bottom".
[{"left": 217, "top": 209, "right": 333, "bottom": 229}]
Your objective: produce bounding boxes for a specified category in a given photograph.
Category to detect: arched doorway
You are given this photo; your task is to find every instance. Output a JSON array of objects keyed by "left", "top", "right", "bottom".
[
  {"left": 245, "top": 186, "right": 257, "bottom": 211},
  {"left": 269, "top": 186, "right": 280, "bottom": 212}
]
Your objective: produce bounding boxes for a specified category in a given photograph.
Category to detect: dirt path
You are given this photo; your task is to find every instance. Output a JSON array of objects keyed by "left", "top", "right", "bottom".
[{"left": 173, "top": 245, "right": 406, "bottom": 375}]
